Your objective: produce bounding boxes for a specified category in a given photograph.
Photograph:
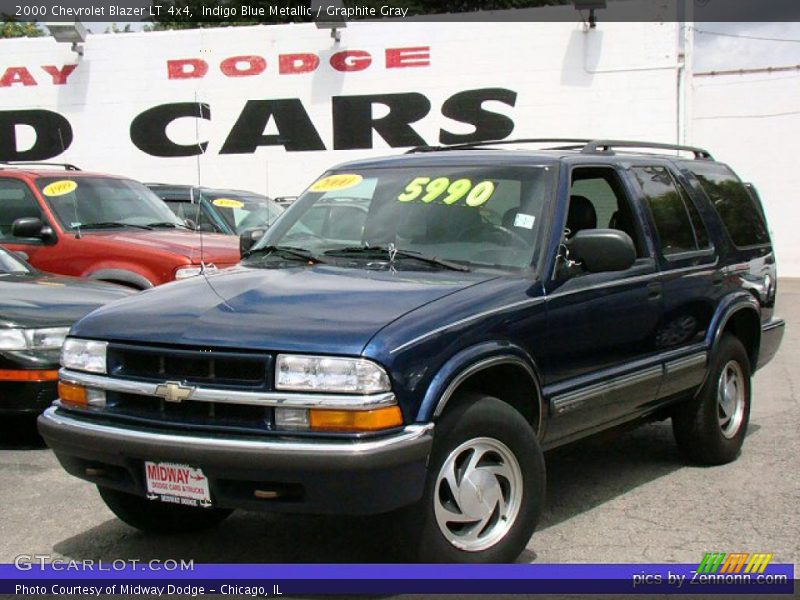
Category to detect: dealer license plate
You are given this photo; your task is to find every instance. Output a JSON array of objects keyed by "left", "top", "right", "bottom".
[{"left": 144, "top": 461, "right": 212, "bottom": 508}]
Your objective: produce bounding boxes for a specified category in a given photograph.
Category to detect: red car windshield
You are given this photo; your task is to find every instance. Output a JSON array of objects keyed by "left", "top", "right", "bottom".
[{"left": 36, "top": 176, "right": 184, "bottom": 231}]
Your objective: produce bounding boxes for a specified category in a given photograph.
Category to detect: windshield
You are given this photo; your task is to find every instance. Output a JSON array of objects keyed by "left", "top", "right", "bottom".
[
  {"left": 36, "top": 177, "right": 184, "bottom": 231},
  {"left": 0, "top": 247, "right": 30, "bottom": 274},
  {"left": 201, "top": 190, "right": 284, "bottom": 234},
  {"left": 254, "top": 165, "right": 554, "bottom": 270}
]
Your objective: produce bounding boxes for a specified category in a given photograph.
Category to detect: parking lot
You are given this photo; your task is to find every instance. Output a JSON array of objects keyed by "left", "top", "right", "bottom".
[{"left": 1, "top": 280, "right": 798, "bottom": 567}]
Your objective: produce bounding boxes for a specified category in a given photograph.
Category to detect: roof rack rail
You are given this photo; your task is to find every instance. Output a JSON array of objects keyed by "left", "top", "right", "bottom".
[
  {"left": 406, "top": 138, "right": 713, "bottom": 160},
  {"left": 580, "top": 140, "right": 713, "bottom": 160},
  {"left": 406, "top": 138, "right": 594, "bottom": 153},
  {"left": 0, "top": 161, "right": 82, "bottom": 171}
]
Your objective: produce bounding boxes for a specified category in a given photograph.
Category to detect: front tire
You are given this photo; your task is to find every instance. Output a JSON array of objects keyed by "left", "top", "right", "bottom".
[
  {"left": 672, "top": 334, "right": 752, "bottom": 465},
  {"left": 398, "top": 395, "right": 545, "bottom": 563},
  {"left": 98, "top": 486, "right": 233, "bottom": 533}
]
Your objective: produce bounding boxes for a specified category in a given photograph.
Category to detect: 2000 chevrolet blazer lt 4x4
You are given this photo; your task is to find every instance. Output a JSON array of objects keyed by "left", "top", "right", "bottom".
[{"left": 39, "top": 139, "right": 784, "bottom": 562}]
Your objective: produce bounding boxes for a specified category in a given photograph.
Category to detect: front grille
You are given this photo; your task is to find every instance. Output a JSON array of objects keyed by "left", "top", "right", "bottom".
[
  {"left": 107, "top": 343, "right": 271, "bottom": 389},
  {"left": 104, "top": 392, "right": 273, "bottom": 434}
]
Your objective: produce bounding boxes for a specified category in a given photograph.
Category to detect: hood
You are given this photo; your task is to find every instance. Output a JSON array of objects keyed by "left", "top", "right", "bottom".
[
  {"left": 82, "top": 230, "right": 240, "bottom": 264},
  {"left": 0, "top": 273, "right": 133, "bottom": 329},
  {"left": 72, "top": 265, "right": 497, "bottom": 355}
]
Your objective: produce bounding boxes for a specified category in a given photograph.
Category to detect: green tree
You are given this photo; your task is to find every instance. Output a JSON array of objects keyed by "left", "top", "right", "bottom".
[{"left": 0, "top": 20, "right": 45, "bottom": 38}]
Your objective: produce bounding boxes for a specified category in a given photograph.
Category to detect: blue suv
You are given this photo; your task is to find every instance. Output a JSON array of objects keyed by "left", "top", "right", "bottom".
[{"left": 39, "top": 139, "right": 784, "bottom": 562}]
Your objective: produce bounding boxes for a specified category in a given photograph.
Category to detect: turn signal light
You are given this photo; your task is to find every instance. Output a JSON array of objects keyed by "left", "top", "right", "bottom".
[
  {"left": 309, "top": 406, "right": 403, "bottom": 432},
  {"left": 0, "top": 369, "right": 59, "bottom": 382},
  {"left": 58, "top": 381, "right": 88, "bottom": 407}
]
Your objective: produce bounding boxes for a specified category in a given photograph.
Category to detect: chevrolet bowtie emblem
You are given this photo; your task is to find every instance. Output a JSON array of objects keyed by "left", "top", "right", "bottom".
[{"left": 154, "top": 381, "right": 195, "bottom": 403}]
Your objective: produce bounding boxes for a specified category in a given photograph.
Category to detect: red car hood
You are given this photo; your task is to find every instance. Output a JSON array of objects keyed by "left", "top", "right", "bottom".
[{"left": 88, "top": 230, "right": 240, "bottom": 264}]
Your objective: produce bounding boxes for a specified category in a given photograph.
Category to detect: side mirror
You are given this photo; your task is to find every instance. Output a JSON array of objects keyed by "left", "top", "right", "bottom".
[
  {"left": 567, "top": 229, "right": 636, "bottom": 273},
  {"left": 239, "top": 228, "right": 266, "bottom": 258},
  {"left": 12, "top": 217, "right": 55, "bottom": 243}
]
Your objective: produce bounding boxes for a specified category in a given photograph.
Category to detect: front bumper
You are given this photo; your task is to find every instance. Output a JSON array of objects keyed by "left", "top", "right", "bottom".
[
  {"left": 0, "top": 380, "right": 57, "bottom": 414},
  {"left": 38, "top": 407, "right": 434, "bottom": 515}
]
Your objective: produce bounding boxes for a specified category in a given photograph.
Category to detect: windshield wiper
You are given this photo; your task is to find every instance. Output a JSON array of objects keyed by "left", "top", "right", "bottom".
[
  {"left": 243, "top": 245, "right": 326, "bottom": 264},
  {"left": 147, "top": 221, "right": 193, "bottom": 230},
  {"left": 324, "top": 245, "right": 470, "bottom": 272},
  {"left": 77, "top": 222, "right": 153, "bottom": 230}
]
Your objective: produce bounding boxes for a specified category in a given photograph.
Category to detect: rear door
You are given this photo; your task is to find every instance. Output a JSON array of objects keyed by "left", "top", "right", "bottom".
[{"left": 630, "top": 163, "right": 717, "bottom": 399}]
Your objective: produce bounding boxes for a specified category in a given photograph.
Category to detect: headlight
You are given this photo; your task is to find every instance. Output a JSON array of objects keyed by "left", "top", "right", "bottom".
[
  {"left": 0, "top": 327, "right": 70, "bottom": 351},
  {"left": 61, "top": 338, "right": 108, "bottom": 374},
  {"left": 276, "top": 354, "right": 390, "bottom": 393},
  {"left": 175, "top": 264, "right": 218, "bottom": 280}
]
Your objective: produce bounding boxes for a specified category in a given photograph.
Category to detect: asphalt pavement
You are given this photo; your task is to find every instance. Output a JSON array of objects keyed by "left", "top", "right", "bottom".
[{"left": 1, "top": 281, "right": 798, "bottom": 570}]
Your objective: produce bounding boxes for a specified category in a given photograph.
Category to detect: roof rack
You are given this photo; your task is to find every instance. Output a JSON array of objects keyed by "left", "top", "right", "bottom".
[
  {"left": 406, "top": 138, "right": 713, "bottom": 160},
  {"left": 406, "top": 138, "right": 593, "bottom": 153},
  {"left": 580, "top": 140, "right": 713, "bottom": 160},
  {"left": 0, "top": 161, "right": 82, "bottom": 171}
]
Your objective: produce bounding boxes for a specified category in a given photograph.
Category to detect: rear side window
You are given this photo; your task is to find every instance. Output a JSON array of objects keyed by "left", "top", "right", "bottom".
[
  {"left": 688, "top": 162, "right": 770, "bottom": 247},
  {"left": 633, "top": 166, "right": 709, "bottom": 256}
]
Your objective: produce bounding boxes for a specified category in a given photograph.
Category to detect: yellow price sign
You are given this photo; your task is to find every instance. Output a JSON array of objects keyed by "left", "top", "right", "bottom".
[
  {"left": 41, "top": 180, "right": 78, "bottom": 197},
  {"left": 309, "top": 173, "right": 363, "bottom": 193},
  {"left": 212, "top": 198, "right": 245, "bottom": 209},
  {"left": 397, "top": 176, "right": 495, "bottom": 207}
]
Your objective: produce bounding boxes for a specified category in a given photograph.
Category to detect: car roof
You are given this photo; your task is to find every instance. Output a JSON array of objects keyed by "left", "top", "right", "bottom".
[
  {"left": 327, "top": 139, "right": 717, "bottom": 171},
  {"left": 0, "top": 166, "right": 127, "bottom": 180},
  {"left": 146, "top": 184, "right": 270, "bottom": 202}
]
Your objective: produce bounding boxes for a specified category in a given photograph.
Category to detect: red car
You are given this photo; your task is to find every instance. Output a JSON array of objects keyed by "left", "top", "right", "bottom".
[{"left": 0, "top": 164, "right": 240, "bottom": 289}]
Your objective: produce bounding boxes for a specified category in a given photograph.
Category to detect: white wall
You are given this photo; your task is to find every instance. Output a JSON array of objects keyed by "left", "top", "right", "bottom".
[
  {"left": 690, "top": 70, "right": 800, "bottom": 276},
  {"left": 5, "top": 20, "right": 795, "bottom": 273},
  {"left": 0, "top": 21, "right": 680, "bottom": 195}
]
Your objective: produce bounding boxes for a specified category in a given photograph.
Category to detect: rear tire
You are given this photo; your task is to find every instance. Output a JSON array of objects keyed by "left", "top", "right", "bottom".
[
  {"left": 672, "top": 334, "right": 751, "bottom": 465},
  {"left": 397, "top": 394, "right": 545, "bottom": 563},
  {"left": 98, "top": 486, "right": 232, "bottom": 533}
]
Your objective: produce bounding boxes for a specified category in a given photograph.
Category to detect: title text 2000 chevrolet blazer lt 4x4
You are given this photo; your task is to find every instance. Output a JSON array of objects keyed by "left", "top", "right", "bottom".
[{"left": 39, "top": 139, "right": 784, "bottom": 562}]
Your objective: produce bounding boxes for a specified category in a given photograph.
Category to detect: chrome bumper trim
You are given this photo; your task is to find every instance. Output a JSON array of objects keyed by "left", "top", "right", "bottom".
[
  {"left": 58, "top": 368, "right": 396, "bottom": 410},
  {"left": 40, "top": 406, "right": 433, "bottom": 455},
  {"left": 762, "top": 317, "right": 785, "bottom": 332}
]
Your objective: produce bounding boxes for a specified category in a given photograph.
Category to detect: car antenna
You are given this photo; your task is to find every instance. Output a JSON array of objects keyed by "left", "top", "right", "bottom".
[
  {"left": 59, "top": 127, "right": 81, "bottom": 239},
  {"left": 192, "top": 95, "right": 233, "bottom": 310},
  {"left": 193, "top": 96, "right": 205, "bottom": 270}
]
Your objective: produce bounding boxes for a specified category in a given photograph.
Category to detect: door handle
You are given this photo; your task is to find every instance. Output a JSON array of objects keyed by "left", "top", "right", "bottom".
[{"left": 647, "top": 281, "right": 662, "bottom": 299}]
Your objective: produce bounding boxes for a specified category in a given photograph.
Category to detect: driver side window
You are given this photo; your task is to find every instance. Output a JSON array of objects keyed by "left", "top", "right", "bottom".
[
  {"left": 0, "top": 179, "right": 43, "bottom": 242},
  {"left": 568, "top": 167, "right": 645, "bottom": 256},
  {"left": 558, "top": 167, "right": 645, "bottom": 279}
]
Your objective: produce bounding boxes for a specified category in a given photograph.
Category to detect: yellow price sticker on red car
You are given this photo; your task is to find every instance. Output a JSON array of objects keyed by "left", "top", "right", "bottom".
[
  {"left": 309, "top": 173, "right": 363, "bottom": 193},
  {"left": 41, "top": 180, "right": 77, "bottom": 197},
  {"left": 212, "top": 198, "right": 245, "bottom": 209},
  {"left": 397, "top": 176, "right": 495, "bottom": 207}
]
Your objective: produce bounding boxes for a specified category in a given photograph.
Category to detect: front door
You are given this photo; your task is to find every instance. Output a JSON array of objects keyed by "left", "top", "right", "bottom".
[{"left": 542, "top": 165, "right": 663, "bottom": 444}]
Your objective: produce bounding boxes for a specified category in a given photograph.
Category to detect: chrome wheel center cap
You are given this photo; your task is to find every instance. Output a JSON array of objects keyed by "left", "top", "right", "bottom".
[{"left": 458, "top": 470, "right": 500, "bottom": 520}]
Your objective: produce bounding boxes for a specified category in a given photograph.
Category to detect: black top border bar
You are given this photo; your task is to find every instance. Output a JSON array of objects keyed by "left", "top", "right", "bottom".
[{"left": 1, "top": 0, "right": 799, "bottom": 24}]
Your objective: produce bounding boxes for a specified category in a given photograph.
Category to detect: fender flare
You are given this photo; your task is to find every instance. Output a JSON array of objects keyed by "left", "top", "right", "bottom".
[
  {"left": 416, "top": 341, "right": 545, "bottom": 438},
  {"left": 707, "top": 293, "right": 760, "bottom": 355},
  {"left": 87, "top": 269, "right": 154, "bottom": 290},
  {"left": 702, "top": 292, "right": 761, "bottom": 386}
]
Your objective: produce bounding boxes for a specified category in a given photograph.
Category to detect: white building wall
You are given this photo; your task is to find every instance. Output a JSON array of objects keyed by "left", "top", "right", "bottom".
[
  {"left": 0, "top": 21, "right": 680, "bottom": 194},
  {"left": 690, "top": 70, "right": 800, "bottom": 276}
]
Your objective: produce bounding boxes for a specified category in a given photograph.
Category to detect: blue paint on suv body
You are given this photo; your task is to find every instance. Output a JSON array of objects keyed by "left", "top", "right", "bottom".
[{"left": 40, "top": 142, "right": 784, "bottom": 532}]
